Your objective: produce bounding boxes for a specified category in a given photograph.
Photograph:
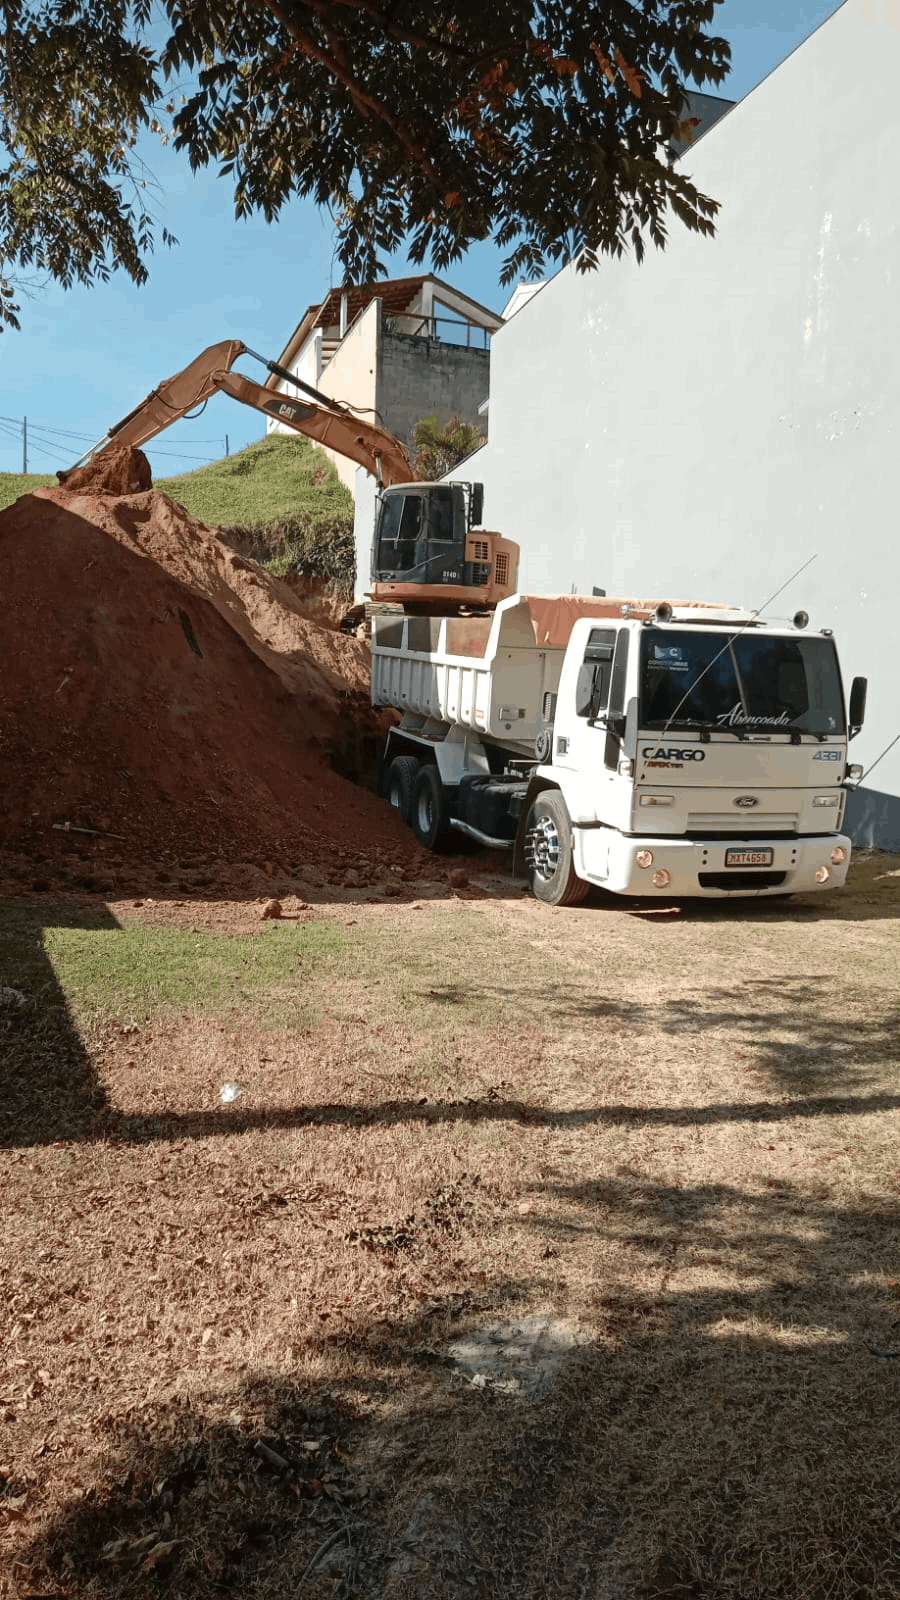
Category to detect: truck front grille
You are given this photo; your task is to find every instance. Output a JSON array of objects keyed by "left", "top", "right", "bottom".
[{"left": 687, "top": 812, "right": 798, "bottom": 832}]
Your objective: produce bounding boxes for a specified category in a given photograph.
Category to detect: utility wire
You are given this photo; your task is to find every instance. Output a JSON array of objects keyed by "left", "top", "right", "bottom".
[
  {"left": 144, "top": 448, "right": 220, "bottom": 463},
  {"left": 0, "top": 415, "right": 96, "bottom": 442},
  {"left": 0, "top": 412, "right": 226, "bottom": 447},
  {"left": 4, "top": 435, "right": 65, "bottom": 465}
]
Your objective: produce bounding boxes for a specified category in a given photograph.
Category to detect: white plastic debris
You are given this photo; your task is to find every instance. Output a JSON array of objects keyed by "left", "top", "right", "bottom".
[
  {"left": 0, "top": 987, "right": 26, "bottom": 1008},
  {"left": 220, "top": 1083, "right": 243, "bottom": 1104}
]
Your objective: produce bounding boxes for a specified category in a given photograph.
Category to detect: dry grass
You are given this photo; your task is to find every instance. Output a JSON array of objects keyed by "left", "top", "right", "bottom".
[{"left": 2, "top": 854, "right": 900, "bottom": 1598}]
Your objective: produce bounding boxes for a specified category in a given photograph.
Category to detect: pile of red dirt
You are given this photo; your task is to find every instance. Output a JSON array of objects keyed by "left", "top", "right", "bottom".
[{"left": 0, "top": 449, "right": 433, "bottom": 895}]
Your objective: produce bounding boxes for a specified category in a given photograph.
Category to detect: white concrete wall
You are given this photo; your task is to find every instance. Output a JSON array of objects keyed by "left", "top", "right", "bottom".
[
  {"left": 353, "top": 469, "right": 378, "bottom": 599},
  {"left": 269, "top": 304, "right": 381, "bottom": 491},
  {"left": 448, "top": 0, "right": 900, "bottom": 846},
  {"left": 316, "top": 302, "right": 381, "bottom": 490}
]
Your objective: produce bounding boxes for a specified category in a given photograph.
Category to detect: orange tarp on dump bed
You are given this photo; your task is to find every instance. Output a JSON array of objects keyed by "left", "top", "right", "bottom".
[{"left": 516, "top": 595, "right": 735, "bottom": 650}]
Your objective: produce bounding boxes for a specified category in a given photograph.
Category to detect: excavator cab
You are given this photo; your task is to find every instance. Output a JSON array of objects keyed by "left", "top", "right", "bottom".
[{"left": 370, "top": 482, "right": 518, "bottom": 613}]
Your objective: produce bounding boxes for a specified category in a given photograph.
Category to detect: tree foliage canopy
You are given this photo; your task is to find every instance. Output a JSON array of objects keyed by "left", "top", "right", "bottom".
[
  {"left": 413, "top": 415, "right": 485, "bottom": 480},
  {"left": 0, "top": 0, "right": 730, "bottom": 328}
]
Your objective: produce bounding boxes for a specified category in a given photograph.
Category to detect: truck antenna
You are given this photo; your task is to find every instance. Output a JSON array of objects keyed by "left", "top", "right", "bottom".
[
  {"left": 660, "top": 554, "right": 818, "bottom": 738},
  {"left": 750, "top": 552, "right": 818, "bottom": 622}
]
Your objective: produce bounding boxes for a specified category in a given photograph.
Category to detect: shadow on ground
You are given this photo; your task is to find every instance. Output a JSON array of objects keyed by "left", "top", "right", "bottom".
[
  {"left": 11, "top": 1177, "right": 900, "bottom": 1600},
  {"left": 0, "top": 899, "right": 121, "bottom": 1146},
  {"left": 2, "top": 900, "right": 897, "bottom": 1150}
]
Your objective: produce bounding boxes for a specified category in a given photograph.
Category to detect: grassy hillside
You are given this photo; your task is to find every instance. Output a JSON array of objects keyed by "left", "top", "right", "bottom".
[
  {"left": 0, "top": 434, "right": 353, "bottom": 524},
  {"left": 156, "top": 433, "right": 353, "bottom": 525},
  {"left": 0, "top": 471, "right": 57, "bottom": 508}
]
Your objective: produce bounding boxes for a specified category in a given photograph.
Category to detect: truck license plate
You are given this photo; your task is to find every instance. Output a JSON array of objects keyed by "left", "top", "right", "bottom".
[{"left": 725, "top": 848, "right": 774, "bottom": 868}]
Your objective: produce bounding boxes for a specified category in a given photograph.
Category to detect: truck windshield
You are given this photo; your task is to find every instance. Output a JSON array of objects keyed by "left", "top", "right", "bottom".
[{"left": 639, "top": 629, "right": 845, "bottom": 735}]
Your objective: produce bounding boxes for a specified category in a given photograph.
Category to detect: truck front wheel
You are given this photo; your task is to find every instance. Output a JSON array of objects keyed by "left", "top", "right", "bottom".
[
  {"left": 523, "top": 792, "right": 589, "bottom": 906},
  {"left": 411, "top": 764, "right": 448, "bottom": 851},
  {"left": 385, "top": 756, "right": 419, "bottom": 824}
]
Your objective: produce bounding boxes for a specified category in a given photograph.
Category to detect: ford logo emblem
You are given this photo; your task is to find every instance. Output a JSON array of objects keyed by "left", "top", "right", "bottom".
[{"left": 734, "top": 795, "right": 759, "bottom": 808}]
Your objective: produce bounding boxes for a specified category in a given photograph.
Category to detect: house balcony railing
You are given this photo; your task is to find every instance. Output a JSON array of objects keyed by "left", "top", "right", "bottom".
[{"left": 383, "top": 313, "right": 494, "bottom": 349}]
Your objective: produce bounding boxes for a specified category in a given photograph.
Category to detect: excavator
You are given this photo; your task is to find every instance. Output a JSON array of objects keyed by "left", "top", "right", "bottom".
[{"left": 62, "top": 339, "right": 518, "bottom": 614}]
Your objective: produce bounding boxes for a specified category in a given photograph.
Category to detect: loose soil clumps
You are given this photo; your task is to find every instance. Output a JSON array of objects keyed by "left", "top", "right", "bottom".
[{"left": 0, "top": 451, "right": 430, "bottom": 893}]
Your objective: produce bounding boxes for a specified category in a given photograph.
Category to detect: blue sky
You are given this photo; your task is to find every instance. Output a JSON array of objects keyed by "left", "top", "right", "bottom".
[{"left": 0, "top": 0, "right": 842, "bottom": 477}]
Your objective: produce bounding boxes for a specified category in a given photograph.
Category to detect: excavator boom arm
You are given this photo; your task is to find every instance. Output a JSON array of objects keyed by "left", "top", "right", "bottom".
[{"left": 79, "top": 339, "right": 411, "bottom": 486}]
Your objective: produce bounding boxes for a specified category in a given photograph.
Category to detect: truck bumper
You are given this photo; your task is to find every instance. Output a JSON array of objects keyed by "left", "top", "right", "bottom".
[{"left": 574, "top": 830, "right": 852, "bottom": 898}]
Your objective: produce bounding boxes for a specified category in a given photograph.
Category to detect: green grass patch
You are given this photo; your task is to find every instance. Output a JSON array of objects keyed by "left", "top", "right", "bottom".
[
  {"left": 1, "top": 897, "right": 552, "bottom": 1044},
  {"left": 0, "top": 471, "right": 57, "bottom": 509},
  {"left": 157, "top": 433, "right": 352, "bottom": 527},
  {"left": 42, "top": 917, "right": 350, "bottom": 1031}
]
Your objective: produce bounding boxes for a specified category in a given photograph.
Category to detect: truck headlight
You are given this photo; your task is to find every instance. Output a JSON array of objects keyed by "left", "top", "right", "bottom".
[
  {"left": 639, "top": 794, "right": 675, "bottom": 807},
  {"left": 813, "top": 795, "right": 839, "bottom": 807},
  {"left": 652, "top": 868, "right": 672, "bottom": 888},
  {"left": 815, "top": 866, "right": 830, "bottom": 883},
  {"left": 635, "top": 849, "right": 654, "bottom": 869},
  {"left": 831, "top": 846, "right": 847, "bottom": 865}
]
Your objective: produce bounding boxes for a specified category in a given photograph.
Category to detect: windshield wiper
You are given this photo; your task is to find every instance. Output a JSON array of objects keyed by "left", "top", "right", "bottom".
[
  {"left": 724, "top": 720, "right": 806, "bottom": 744},
  {"left": 648, "top": 717, "right": 738, "bottom": 742}
]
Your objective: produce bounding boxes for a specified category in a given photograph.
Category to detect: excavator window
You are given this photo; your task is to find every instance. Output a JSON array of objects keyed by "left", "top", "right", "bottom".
[
  {"left": 429, "top": 489, "right": 455, "bottom": 543},
  {"left": 376, "top": 493, "right": 423, "bottom": 574}
]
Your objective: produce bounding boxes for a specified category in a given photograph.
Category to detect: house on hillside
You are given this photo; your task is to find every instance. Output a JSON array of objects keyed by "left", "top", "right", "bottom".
[
  {"left": 431, "top": 0, "right": 899, "bottom": 848},
  {"left": 265, "top": 276, "right": 503, "bottom": 491}
]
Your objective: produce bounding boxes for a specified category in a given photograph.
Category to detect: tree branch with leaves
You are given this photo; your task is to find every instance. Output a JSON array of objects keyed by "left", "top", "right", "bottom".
[{"left": 0, "top": 0, "right": 731, "bottom": 330}]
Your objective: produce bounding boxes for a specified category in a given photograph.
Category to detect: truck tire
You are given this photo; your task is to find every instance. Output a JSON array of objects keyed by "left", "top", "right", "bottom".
[
  {"left": 523, "top": 791, "right": 589, "bottom": 906},
  {"left": 385, "top": 756, "right": 419, "bottom": 825},
  {"left": 411, "top": 764, "right": 449, "bottom": 851}
]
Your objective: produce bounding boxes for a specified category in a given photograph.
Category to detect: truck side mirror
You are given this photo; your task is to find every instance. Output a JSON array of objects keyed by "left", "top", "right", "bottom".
[{"left": 848, "top": 676, "right": 867, "bottom": 736}]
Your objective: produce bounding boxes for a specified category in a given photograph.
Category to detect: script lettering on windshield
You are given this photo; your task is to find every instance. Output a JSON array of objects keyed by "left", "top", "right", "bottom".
[{"left": 715, "top": 703, "right": 791, "bottom": 729}]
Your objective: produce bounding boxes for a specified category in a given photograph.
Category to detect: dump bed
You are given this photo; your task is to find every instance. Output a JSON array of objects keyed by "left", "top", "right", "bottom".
[{"left": 370, "top": 592, "right": 718, "bottom": 745}]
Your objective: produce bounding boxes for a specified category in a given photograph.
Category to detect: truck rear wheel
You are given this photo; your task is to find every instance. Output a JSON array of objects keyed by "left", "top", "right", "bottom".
[
  {"left": 411, "top": 764, "right": 448, "bottom": 851},
  {"left": 523, "top": 791, "right": 589, "bottom": 906},
  {"left": 385, "top": 756, "right": 419, "bottom": 824}
]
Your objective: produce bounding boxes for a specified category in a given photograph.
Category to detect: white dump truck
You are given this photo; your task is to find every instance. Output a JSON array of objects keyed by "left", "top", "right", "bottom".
[{"left": 372, "top": 591, "right": 867, "bottom": 903}]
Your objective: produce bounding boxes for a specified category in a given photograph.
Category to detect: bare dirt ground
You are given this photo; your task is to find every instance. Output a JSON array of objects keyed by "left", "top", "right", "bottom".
[
  {"left": 3, "top": 454, "right": 900, "bottom": 1597},
  {"left": 2, "top": 849, "right": 899, "bottom": 1600}
]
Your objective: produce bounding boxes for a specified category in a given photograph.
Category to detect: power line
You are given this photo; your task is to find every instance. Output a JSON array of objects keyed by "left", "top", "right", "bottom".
[
  {"left": 0, "top": 413, "right": 227, "bottom": 447},
  {"left": 0, "top": 415, "right": 96, "bottom": 442},
  {"left": 7, "top": 434, "right": 63, "bottom": 465},
  {"left": 141, "top": 449, "right": 220, "bottom": 465},
  {"left": 0, "top": 432, "right": 225, "bottom": 470}
]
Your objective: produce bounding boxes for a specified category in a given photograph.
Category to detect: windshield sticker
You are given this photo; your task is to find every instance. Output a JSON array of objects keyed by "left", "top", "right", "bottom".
[
  {"left": 715, "top": 702, "right": 791, "bottom": 729},
  {"left": 651, "top": 645, "right": 689, "bottom": 671}
]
